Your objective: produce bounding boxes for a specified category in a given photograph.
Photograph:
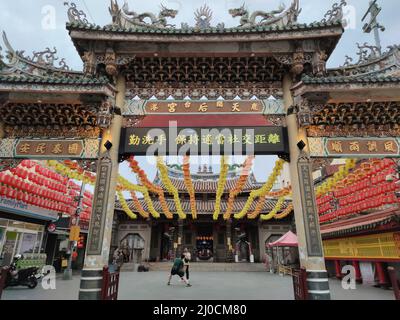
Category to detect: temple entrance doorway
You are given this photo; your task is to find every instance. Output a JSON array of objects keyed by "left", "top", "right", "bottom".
[
  {"left": 235, "top": 230, "right": 251, "bottom": 263},
  {"left": 196, "top": 224, "right": 213, "bottom": 262},
  {"left": 160, "top": 228, "right": 173, "bottom": 261},
  {"left": 120, "top": 233, "right": 145, "bottom": 264}
]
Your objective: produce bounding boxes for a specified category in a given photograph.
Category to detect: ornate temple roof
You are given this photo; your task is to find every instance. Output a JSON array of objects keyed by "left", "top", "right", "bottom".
[
  {"left": 298, "top": 43, "right": 400, "bottom": 87},
  {"left": 154, "top": 169, "right": 262, "bottom": 193},
  {"left": 66, "top": 0, "right": 344, "bottom": 35},
  {"left": 65, "top": 0, "right": 346, "bottom": 91},
  {"left": 153, "top": 165, "right": 264, "bottom": 194},
  {"left": 116, "top": 196, "right": 289, "bottom": 216},
  {"left": 320, "top": 208, "right": 400, "bottom": 239},
  {"left": 0, "top": 32, "right": 114, "bottom": 96}
]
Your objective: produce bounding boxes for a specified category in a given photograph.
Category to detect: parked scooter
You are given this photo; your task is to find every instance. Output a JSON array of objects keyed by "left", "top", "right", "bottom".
[{"left": 4, "top": 254, "right": 38, "bottom": 289}]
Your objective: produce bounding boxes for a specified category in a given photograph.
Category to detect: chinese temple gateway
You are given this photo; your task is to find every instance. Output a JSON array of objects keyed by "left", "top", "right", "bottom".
[{"left": 0, "top": 0, "right": 400, "bottom": 300}]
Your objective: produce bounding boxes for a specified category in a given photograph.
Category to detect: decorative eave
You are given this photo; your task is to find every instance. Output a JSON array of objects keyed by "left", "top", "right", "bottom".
[
  {"left": 67, "top": 21, "right": 344, "bottom": 59},
  {"left": 320, "top": 208, "right": 400, "bottom": 239},
  {"left": 0, "top": 32, "right": 116, "bottom": 100},
  {"left": 329, "top": 44, "right": 400, "bottom": 78},
  {"left": 115, "top": 197, "right": 291, "bottom": 216},
  {"left": 66, "top": 20, "right": 344, "bottom": 37},
  {"left": 152, "top": 169, "right": 264, "bottom": 194},
  {"left": 0, "top": 31, "right": 115, "bottom": 99},
  {"left": 292, "top": 75, "right": 400, "bottom": 104},
  {"left": 292, "top": 44, "right": 400, "bottom": 104},
  {"left": 0, "top": 74, "right": 115, "bottom": 98}
]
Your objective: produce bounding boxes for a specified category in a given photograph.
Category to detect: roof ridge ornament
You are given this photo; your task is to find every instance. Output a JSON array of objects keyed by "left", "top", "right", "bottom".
[
  {"left": 229, "top": 0, "right": 300, "bottom": 29},
  {"left": 320, "top": 0, "right": 347, "bottom": 25},
  {"left": 0, "top": 31, "right": 77, "bottom": 77},
  {"left": 194, "top": 4, "right": 213, "bottom": 30},
  {"left": 64, "top": 2, "right": 93, "bottom": 26},
  {"left": 109, "top": 0, "right": 178, "bottom": 29}
]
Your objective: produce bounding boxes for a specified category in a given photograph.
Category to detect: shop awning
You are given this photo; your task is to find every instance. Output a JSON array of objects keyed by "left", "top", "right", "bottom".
[{"left": 268, "top": 231, "right": 298, "bottom": 248}]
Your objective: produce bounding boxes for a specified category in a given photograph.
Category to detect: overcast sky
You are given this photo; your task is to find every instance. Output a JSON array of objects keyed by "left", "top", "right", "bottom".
[{"left": 1, "top": 0, "right": 399, "bottom": 186}]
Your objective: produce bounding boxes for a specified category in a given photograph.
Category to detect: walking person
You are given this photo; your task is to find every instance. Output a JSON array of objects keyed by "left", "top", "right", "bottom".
[
  {"left": 167, "top": 254, "right": 191, "bottom": 287},
  {"left": 183, "top": 248, "right": 191, "bottom": 284}
]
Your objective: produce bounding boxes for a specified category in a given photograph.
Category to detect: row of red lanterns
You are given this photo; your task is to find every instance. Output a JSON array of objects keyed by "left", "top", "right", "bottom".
[
  {"left": 333, "top": 169, "right": 395, "bottom": 198},
  {"left": 318, "top": 202, "right": 334, "bottom": 215},
  {"left": 20, "top": 160, "right": 36, "bottom": 169},
  {"left": 0, "top": 185, "right": 75, "bottom": 214},
  {"left": 337, "top": 193, "right": 398, "bottom": 217},
  {"left": 28, "top": 171, "right": 68, "bottom": 194},
  {"left": 0, "top": 162, "right": 94, "bottom": 218},
  {"left": 0, "top": 173, "right": 75, "bottom": 205},
  {"left": 68, "top": 181, "right": 82, "bottom": 192},
  {"left": 197, "top": 237, "right": 213, "bottom": 241},
  {"left": 320, "top": 192, "right": 399, "bottom": 222},
  {"left": 34, "top": 164, "right": 68, "bottom": 184},
  {"left": 316, "top": 194, "right": 333, "bottom": 206},
  {"left": 339, "top": 183, "right": 397, "bottom": 206}
]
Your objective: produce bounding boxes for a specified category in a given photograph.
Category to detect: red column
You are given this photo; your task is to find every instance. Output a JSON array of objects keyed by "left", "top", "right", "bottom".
[
  {"left": 335, "top": 260, "right": 342, "bottom": 279},
  {"left": 375, "top": 262, "right": 389, "bottom": 287},
  {"left": 352, "top": 261, "right": 362, "bottom": 283}
]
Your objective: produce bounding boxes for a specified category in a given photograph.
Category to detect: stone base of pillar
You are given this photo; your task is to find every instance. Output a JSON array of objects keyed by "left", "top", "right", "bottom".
[
  {"left": 78, "top": 269, "right": 103, "bottom": 300},
  {"left": 306, "top": 270, "right": 331, "bottom": 300}
]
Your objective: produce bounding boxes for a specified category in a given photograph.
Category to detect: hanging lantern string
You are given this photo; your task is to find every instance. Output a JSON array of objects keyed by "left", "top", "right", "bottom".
[
  {"left": 316, "top": 158, "right": 357, "bottom": 197},
  {"left": 223, "top": 156, "right": 255, "bottom": 220},
  {"left": 117, "top": 190, "right": 137, "bottom": 219},
  {"left": 213, "top": 155, "right": 229, "bottom": 221},
  {"left": 117, "top": 176, "right": 160, "bottom": 218},
  {"left": 127, "top": 156, "right": 173, "bottom": 219},
  {"left": 183, "top": 155, "right": 197, "bottom": 219},
  {"left": 157, "top": 157, "right": 186, "bottom": 219},
  {"left": 233, "top": 158, "right": 285, "bottom": 220}
]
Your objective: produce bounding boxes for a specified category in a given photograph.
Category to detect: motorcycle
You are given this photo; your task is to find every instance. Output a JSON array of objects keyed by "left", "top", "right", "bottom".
[{"left": 4, "top": 255, "right": 39, "bottom": 289}]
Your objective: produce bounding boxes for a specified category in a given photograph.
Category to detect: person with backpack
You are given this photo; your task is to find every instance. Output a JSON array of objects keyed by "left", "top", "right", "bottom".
[{"left": 167, "top": 254, "right": 192, "bottom": 287}]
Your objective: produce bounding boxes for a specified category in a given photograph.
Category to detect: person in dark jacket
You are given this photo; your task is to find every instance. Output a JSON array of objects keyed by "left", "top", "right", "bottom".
[{"left": 167, "top": 254, "right": 191, "bottom": 287}]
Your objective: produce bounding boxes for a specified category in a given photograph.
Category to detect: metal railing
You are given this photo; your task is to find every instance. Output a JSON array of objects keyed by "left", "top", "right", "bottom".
[
  {"left": 101, "top": 265, "right": 120, "bottom": 300},
  {"left": 292, "top": 268, "right": 308, "bottom": 300},
  {"left": 0, "top": 267, "right": 9, "bottom": 300},
  {"left": 388, "top": 267, "right": 400, "bottom": 300}
]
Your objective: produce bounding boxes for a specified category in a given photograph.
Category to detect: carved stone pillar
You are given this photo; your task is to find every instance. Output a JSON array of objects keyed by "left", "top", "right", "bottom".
[
  {"left": 78, "top": 75, "right": 125, "bottom": 300},
  {"left": 283, "top": 74, "right": 330, "bottom": 300}
]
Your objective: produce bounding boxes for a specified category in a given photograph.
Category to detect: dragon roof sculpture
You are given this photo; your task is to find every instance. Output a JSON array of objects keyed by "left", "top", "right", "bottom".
[
  {"left": 229, "top": 0, "right": 301, "bottom": 29},
  {"left": 109, "top": 0, "right": 178, "bottom": 29},
  {"left": 106, "top": 0, "right": 302, "bottom": 31}
]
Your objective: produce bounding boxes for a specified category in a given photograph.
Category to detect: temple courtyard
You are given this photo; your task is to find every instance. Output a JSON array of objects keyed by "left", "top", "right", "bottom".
[{"left": 2, "top": 270, "right": 395, "bottom": 300}]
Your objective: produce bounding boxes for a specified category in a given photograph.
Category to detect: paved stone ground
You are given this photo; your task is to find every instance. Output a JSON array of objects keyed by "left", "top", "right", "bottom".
[{"left": 2, "top": 271, "right": 395, "bottom": 300}]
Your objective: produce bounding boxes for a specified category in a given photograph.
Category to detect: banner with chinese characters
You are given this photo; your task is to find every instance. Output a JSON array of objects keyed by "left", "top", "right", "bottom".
[
  {"left": 308, "top": 137, "right": 400, "bottom": 158},
  {"left": 120, "top": 126, "right": 289, "bottom": 156},
  {"left": 86, "top": 157, "right": 112, "bottom": 255},
  {"left": 123, "top": 99, "right": 286, "bottom": 115},
  {"left": 297, "top": 155, "right": 324, "bottom": 257},
  {"left": 0, "top": 139, "right": 100, "bottom": 160}
]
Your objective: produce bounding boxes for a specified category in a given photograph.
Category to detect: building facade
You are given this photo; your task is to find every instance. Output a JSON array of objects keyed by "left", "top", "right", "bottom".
[{"left": 114, "top": 164, "right": 293, "bottom": 264}]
